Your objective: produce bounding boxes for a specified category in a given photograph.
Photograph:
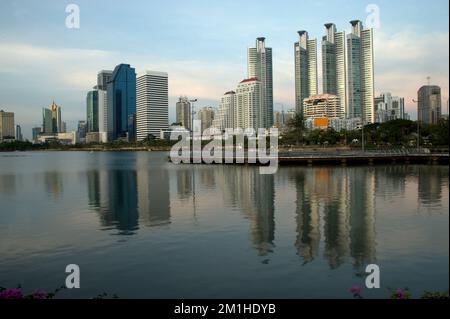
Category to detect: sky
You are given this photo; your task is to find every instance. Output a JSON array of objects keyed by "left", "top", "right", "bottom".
[{"left": 0, "top": 0, "right": 448, "bottom": 139}]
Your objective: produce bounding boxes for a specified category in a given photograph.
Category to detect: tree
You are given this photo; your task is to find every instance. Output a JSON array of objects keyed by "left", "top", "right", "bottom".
[{"left": 283, "top": 113, "right": 305, "bottom": 146}]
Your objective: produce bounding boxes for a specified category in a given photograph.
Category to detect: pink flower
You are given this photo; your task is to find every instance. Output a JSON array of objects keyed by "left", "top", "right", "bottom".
[
  {"left": 32, "top": 289, "right": 48, "bottom": 299},
  {"left": 0, "top": 288, "right": 23, "bottom": 299},
  {"left": 349, "top": 285, "right": 363, "bottom": 295},
  {"left": 395, "top": 288, "right": 407, "bottom": 299}
]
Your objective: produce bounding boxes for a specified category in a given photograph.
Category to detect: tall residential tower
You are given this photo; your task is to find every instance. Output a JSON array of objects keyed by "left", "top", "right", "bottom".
[
  {"left": 347, "top": 20, "right": 375, "bottom": 124},
  {"left": 248, "top": 37, "right": 273, "bottom": 128},
  {"left": 322, "top": 23, "right": 346, "bottom": 118},
  {"left": 294, "top": 31, "right": 318, "bottom": 115}
]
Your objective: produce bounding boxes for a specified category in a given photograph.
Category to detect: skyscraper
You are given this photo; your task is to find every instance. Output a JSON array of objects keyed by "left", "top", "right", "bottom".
[
  {"left": 248, "top": 37, "right": 273, "bottom": 128},
  {"left": 176, "top": 96, "right": 191, "bottom": 130},
  {"left": 235, "top": 78, "right": 262, "bottom": 131},
  {"left": 322, "top": 23, "right": 346, "bottom": 118},
  {"left": 418, "top": 85, "right": 442, "bottom": 124},
  {"left": 77, "top": 120, "right": 87, "bottom": 140},
  {"left": 294, "top": 31, "right": 318, "bottom": 114},
  {"left": 136, "top": 71, "right": 169, "bottom": 141},
  {"left": 212, "top": 91, "right": 235, "bottom": 131},
  {"left": 86, "top": 90, "right": 99, "bottom": 133},
  {"left": 197, "top": 106, "right": 215, "bottom": 133},
  {"left": 374, "top": 92, "right": 406, "bottom": 123},
  {"left": 96, "top": 70, "right": 113, "bottom": 91},
  {"left": 15, "top": 125, "right": 23, "bottom": 141},
  {"left": 347, "top": 20, "right": 375, "bottom": 124},
  {"left": 42, "top": 102, "right": 62, "bottom": 133},
  {"left": 107, "top": 64, "right": 136, "bottom": 142},
  {"left": 0, "top": 110, "right": 15, "bottom": 141},
  {"left": 32, "top": 127, "right": 42, "bottom": 143}
]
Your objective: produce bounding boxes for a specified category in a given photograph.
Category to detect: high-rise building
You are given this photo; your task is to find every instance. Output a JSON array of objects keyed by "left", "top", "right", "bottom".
[
  {"left": 15, "top": 125, "right": 23, "bottom": 141},
  {"left": 176, "top": 96, "right": 191, "bottom": 131},
  {"left": 303, "top": 94, "right": 342, "bottom": 120},
  {"left": 212, "top": 91, "right": 235, "bottom": 131},
  {"left": 235, "top": 78, "right": 263, "bottom": 131},
  {"left": 347, "top": 20, "right": 375, "bottom": 124},
  {"left": 418, "top": 85, "right": 441, "bottom": 124},
  {"left": 0, "top": 110, "right": 15, "bottom": 141},
  {"left": 32, "top": 127, "right": 42, "bottom": 143},
  {"left": 136, "top": 71, "right": 169, "bottom": 141},
  {"left": 107, "top": 64, "right": 136, "bottom": 142},
  {"left": 248, "top": 37, "right": 273, "bottom": 128},
  {"left": 96, "top": 70, "right": 113, "bottom": 91},
  {"left": 77, "top": 120, "right": 87, "bottom": 140},
  {"left": 42, "top": 102, "right": 62, "bottom": 133},
  {"left": 86, "top": 90, "right": 99, "bottom": 133},
  {"left": 374, "top": 92, "right": 406, "bottom": 123},
  {"left": 61, "top": 121, "right": 67, "bottom": 133},
  {"left": 322, "top": 23, "right": 347, "bottom": 117},
  {"left": 294, "top": 31, "right": 318, "bottom": 114},
  {"left": 197, "top": 106, "right": 215, "bottom": 133}
]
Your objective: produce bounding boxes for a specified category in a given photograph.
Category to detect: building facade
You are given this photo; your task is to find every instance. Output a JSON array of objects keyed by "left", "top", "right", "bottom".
[
  {"left": 322, "top": 23, "right": 347, "bottom": 117},
  {"left": 418, "top": 85, "right": 441, "bottom": 124},
  {"left": 0, "top": 110, "right": 15, "bottom": 141},
  {"left": 303, "top": 94, "right": 342, "bottom": 120},
  {"left": 86, "top": 90, "right": 99, "bottom": 133},
  {"left": 176, "top": 96, "right": 191, "bottom": 131},
  {"left": 347, "top": 20, "right": 375, "bottom": 124},
  {"left": 374, "top": 92, "right": 406, "bottom": 123},
  {"left": 15, "top": 125, "right": 23, "bottom": 141},
  {"left": 197, "top": 106, "right": 215, "bottom": 133},
  {"left": 42, "top": 102, "right": 62, "bottom": 134},
  {"left": 294, "top": 31, "right": 318, "bottom": 114},
  {"left": 248, "top": 37, "right": 273, "bottom": 128},
  {"left": 212, "top": 91, "right": 235, "bottom": 131},
  {"left": 107, "top": 64, "right": 136, "bottom": 142},
  {"left": 235, "top": 78, "right": 263, "bottom": 131},
  {"left": 136, "top": 71, "right": 169, "bottom": 141}
]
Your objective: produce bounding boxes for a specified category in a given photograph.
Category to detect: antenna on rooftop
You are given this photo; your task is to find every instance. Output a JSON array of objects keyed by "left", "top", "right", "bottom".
[{"left": 427, "top": 76, "right": 431, "bottom": 86}]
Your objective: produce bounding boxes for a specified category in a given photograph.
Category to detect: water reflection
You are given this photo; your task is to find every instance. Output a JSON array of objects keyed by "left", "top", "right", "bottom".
[
  {"left": 44, "top": 171, "right": 63, "bottom": 199},
  {"left": 0, "top": 174, "right": 16, "bottom": 195},
  {"left": 216, "top": 167, "right": 275, "bottom": 256},
  {"left": 82, "top": 154, "right": 447, "bottom": 270},
  {"left": 289, "top": 167, "right": 377, "bottom": 269},
  {"left": 418, "top": 165, "right": 446, "bottom": 206}
]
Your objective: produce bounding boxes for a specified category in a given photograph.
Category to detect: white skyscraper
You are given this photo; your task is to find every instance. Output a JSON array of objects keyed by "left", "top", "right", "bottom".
[
  {"left": 97, "top": 90, "right": 108, "bottom": 142},
  {"left": 136, "top": 71, "right": 169, "bottom": 141},
  {"left": 322, "top": 23, "right": 347, "bottom": 118},
  {"left": 347, "top": 20, "right": 375, "bottom": 124},
  {"left": 294, "top": 31, "right": 318, "bottom": 114},
  {"left": 212, "top": 91, "right": 236, "bottom": 131},
  {"left": 248, "top": 37, "right": 273, "bottom": 128},
  {"left": 235, "top": 78, "right": 263, "bottom": 131}
]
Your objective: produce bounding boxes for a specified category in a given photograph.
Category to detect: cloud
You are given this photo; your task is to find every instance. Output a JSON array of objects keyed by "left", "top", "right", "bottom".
[
  {"left": 0, "top": 29, "right": 449, "bottom": 139},
  {"left": 373, "top": 29, "right": 449, "bottom": 116}
]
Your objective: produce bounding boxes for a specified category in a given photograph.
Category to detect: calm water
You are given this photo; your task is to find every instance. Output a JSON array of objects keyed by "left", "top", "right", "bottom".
[{"left": 0, "top": 151, "right": 448, "bottom": 299}]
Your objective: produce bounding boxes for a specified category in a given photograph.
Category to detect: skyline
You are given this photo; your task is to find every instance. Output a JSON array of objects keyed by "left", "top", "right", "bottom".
[{"left": 0, "top": 0, "right": 449, "bottom": 139}]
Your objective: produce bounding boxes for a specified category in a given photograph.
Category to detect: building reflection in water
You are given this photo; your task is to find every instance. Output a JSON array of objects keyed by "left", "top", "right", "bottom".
[
  {"left": 137, "top": 167, "right": 170, "bottom": 227},
  {"left": 44, "top": 171, "right": 63, "bottom": 200},
  {"left": 216, "top": 166, "right": 275, "bottom": 256},
  {"left": 418, "top": 165, "right": 446, "bottom": 206},
  {"left": 86, "top": 155, "right": 171, "bottom": 235},
  {"left": 0, "top": 174, "right": 16, "bottom": 195},
  {"left": 291, "top": 167, "right": 376, "bottom": 270}
]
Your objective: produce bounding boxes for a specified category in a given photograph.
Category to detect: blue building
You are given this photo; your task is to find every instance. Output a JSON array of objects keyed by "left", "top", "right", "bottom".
[{"left": 107, "top": 64, "right": 136, "bottom": 141}]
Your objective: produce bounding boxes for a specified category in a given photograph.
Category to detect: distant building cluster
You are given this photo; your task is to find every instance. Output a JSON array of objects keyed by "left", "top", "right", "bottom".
[{"left": 1, "top": 17, "right": 447, "bottom": 144}]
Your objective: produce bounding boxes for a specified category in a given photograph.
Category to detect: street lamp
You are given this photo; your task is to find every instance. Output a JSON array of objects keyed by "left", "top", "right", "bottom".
[{"left": 412, "top": 99, "right": 421, "bottom": 151}]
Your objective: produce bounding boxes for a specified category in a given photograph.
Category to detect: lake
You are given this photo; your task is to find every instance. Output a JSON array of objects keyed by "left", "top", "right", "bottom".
[{"left": 0, "top": 151, "right": 448, "bottom": 298}]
